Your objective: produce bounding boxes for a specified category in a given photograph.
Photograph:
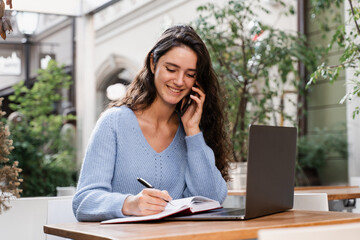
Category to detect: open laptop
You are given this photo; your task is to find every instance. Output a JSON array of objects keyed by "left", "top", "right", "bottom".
[{"left": 168, "top": 124, "right": 297, "bottom": 220}]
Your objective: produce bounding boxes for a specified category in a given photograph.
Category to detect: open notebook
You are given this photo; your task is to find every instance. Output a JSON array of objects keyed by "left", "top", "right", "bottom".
[{"left": 100, "top": 196, "right": 221, "bottom": 224}]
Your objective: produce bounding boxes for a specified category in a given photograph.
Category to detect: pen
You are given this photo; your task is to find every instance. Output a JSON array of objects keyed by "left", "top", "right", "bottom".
[
  {"left": 137, "top": 177, "right": 174, "bottom": 206},
  {"left": 137, "top": 177, "right": 154, "bottom": 188}
]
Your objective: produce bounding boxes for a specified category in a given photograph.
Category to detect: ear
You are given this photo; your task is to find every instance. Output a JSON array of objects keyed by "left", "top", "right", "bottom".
[{"left": 150, "top": 53, "right": 155, "bottom": 74}]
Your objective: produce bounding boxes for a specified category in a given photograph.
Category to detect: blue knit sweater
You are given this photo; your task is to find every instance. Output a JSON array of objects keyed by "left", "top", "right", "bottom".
[{"left": 72, "top": 106, "right": 228, "bottom": 221}]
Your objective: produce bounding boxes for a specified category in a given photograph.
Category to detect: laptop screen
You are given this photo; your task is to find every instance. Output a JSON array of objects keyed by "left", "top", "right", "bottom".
[{"left": 244, "top": 125, "right": 297, "bottom": 219}]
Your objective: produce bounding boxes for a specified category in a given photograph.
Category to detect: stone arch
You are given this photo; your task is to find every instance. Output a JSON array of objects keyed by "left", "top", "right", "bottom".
[{"left": 95, "top": 54, "right": 138, "bottom": 115}]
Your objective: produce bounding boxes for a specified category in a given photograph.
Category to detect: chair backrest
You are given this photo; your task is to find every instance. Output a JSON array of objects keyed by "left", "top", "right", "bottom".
[
  {"left": 0, "top": 197, "right": 49, "bottom": 240},
  {"left": 0, "top": 196, "right": 76, "bottom": 240},
  {"left": 350, "top": 177, "right": 360, "bottom": 213},
  {"left": 293, "top": 192, "right": 329, "bottom": 211},
  {"left": 47, "top": 196, "right": 77, "bottom": 224},
  {"left": 258, "top": 222, "right": 360, "bottom": 240},
  {"left": 222, "top": 195, "right": 246, "bottom": 208},
  {"left": 47, "top": 196, "right": 77, "bottom": 240}
]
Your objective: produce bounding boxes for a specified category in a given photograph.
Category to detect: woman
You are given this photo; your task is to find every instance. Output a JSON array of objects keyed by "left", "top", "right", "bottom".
[{"left": 72, "top": 25, "right": 233, "bottom": 221}]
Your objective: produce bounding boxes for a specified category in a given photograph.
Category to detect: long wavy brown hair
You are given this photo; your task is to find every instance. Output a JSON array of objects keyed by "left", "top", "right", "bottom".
[{"left": 109, "top": 25, "right": 233, "bottom": 181}]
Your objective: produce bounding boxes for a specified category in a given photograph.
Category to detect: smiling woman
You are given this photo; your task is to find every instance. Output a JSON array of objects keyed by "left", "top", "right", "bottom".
[
  {"left": 151, "top": 46, "right": 197, "bottom": 109},
  {"left": 72, "top": 25, "right": 234, "bottom": 222}
]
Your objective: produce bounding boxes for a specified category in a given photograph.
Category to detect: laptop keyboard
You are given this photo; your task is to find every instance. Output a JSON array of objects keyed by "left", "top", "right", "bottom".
[{"left": 205, "top": 208, "right": 245, "bottom": 216}]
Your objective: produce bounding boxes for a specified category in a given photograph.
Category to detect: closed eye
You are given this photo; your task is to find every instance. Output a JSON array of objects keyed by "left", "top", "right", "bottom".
[
  {"left": 166, "top": 67, "right": 175, "bottom": 72},
  {"left": 187, "top": 73, "right": 196, "bottom": 78}
]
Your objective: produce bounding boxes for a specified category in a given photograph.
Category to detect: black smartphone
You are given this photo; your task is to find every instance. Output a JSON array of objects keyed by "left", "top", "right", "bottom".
[{"left": 176, "top": 84, "right": 199, "bottom": 117}]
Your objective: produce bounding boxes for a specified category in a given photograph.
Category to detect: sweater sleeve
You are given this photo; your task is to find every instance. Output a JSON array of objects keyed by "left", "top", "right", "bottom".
[
  {"left": 183, "top": 132, "right": 228, "bottom": 203},
  {"left": 72, "top": 109, "right": 130, "bottom": 221}
]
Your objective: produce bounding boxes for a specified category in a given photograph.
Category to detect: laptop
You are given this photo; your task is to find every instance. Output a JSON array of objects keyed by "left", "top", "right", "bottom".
[{"left": 167, "top": 124, "right": 297, "bottom": 220}]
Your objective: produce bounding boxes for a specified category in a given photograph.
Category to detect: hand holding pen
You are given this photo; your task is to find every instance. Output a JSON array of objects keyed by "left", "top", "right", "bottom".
[
  {"left": 137, "top": 178, "right": 174, "bottom": 206},
  {"left": 121, "top": 178, "right": 173, "bottom": 216}
]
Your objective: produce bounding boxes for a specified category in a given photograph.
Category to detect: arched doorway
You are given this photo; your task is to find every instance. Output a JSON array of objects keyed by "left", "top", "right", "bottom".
[{"left": 96, "top": 54, "right": 138, "bottom": 116}]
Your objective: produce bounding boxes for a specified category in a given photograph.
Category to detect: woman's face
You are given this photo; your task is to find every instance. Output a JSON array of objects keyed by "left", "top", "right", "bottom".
[{"left": 151, "top": 46, "right": 197, "bottom": 108}]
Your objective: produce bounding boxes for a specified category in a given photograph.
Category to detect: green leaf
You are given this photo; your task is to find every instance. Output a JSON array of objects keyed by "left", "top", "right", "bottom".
[{"left": 8, "top": 60, "right": 76, "bottom": 197}]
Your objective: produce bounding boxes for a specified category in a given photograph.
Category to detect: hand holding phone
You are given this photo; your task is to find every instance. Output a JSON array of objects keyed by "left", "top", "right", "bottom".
[
  {"left": 179, "top": 83, "right": 205, "bottom": 136},
  {"left": 176, "top": 83, "right": 200, "bottom": 117}
]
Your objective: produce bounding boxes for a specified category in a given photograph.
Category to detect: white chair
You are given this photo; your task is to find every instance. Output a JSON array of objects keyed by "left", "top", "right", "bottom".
[
  {"left": 222, "top": 192, "right": 328, "bottom": 210},
  {"left": 47, "top": 196, "right": 77, "bottom": 240},
  {"left": 222, "top": 195, "right": 245, "bottom": 208},
  {"left": 293, "top": 192, "right": 329, "bottom": 211},
  {"left": 350, "top": 177, "right": 360, "bottom": 213},
  {"left": 258, "top": 222, "right": 360, "bottom": 240},
  {"left": 0, "top": 196, "right": 76, "bottom": 240},
  {"left": 0, "top": 197, "right": 49, "bottom": 240}
]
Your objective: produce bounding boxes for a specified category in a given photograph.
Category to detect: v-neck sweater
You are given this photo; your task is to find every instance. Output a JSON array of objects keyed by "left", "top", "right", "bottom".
[{"left": 72, "top": 106, "right": 228, "bottom": 221}]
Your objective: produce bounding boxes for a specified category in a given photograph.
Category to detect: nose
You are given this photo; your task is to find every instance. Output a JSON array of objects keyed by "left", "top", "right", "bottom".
[{"left": 173, "top": 72, "right": 185, "bottom": 86}]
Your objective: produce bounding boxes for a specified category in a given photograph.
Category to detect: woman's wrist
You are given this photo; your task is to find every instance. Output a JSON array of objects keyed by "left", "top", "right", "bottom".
[
  {"left": 184, "top": 126, "right": 201, "bottom": 136},
  {"left": 122, "top": 195, "right": 135, "bottom": 216}
]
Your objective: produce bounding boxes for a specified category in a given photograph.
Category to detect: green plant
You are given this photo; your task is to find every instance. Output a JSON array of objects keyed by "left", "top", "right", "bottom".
[
  {"left": 194, "top": 0, "right": 318, "bottom": 161},
  {"left": 308, "top": 0, "right": 360, "bottom": 119},
  {"left": 0, "top": 97, "right": 22, "bottom": 213},
  {"left": 296, "top": 128, "right": 348, "bottom": 185},
  {"left": 8, "top": 60, "right": 76, "bottom": 197}
]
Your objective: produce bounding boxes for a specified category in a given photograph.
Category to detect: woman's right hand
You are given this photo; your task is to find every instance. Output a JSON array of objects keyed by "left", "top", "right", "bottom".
[{"left": 122, "top": 188, "right": 172, "bottom": 216}]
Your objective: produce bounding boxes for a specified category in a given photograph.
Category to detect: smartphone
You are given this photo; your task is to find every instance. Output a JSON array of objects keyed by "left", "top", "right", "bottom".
[{"left": 176, "top": 84, "right": 199, "bottom": 117}]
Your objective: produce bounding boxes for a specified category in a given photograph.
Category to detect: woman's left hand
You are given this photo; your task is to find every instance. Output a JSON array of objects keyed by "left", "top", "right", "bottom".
[{"left": 181, "top": 83, "right": 205, "bottom": 136}]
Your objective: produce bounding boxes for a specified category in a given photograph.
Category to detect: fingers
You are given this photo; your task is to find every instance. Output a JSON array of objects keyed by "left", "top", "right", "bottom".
[
  {"left": 135, "top": 189, "right": 172, "bottom": 216},
  {"left": 188, "top": 89, "right": 204, "bottom": 115},
  {"left": 192, "top": 82, "right": 205, "bottom": 98},
  {"left": 180, "top": 82, "right": 205, "bottom": 136},
  {"left": 189, "top": 93, "right": 201, "bottom": 105},
  {"left": 191, "top": 84, "right": 205, "bottom": 100},
  {"left": 161, "top": 190, "right": 173, "bottom": 202},
  {"left": 190, "top": 83, "right": 205, "bottom": 108},
  {"left": 136, "top": 195, "right": 166, "bottom": 215},
  {"left": 143, "top": 188, "right": 172, "bottom": 203}
]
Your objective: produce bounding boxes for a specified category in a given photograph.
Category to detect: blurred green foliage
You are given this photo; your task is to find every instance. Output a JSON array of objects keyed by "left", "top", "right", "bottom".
[
  {"left": 297, "top": 130, "right": 347, "bottom": 169},
  {"left": 194, "top": 0, "right": 319, "bottom": 161},
  {"left": 8, "top": 60, "right": 77, "bottom": 197},
  {"left": 296, "top": 127, "right": 348, "bottom": 185},
  {"left": 308, "top": 0, "right": 360, "bottom": 118}
]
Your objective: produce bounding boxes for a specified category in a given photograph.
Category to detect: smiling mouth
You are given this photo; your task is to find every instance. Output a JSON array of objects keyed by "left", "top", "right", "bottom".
[{"left": 168, "top": 86, "right": 182, "bottom": 93}]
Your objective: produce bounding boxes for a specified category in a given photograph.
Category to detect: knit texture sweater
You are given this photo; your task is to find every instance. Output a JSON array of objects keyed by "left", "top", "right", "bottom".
[{"left": 72, "top": 106, "right": 228, "bottom": 221}]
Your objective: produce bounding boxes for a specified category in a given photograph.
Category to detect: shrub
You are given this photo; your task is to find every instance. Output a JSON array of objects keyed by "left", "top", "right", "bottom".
[{"left": 8, "top": 60, "right": 76, "bottom": 197}]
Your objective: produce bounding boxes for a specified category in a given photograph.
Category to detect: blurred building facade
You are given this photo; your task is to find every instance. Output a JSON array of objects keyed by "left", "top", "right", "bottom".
[
  {"left": 76, "top": 0, "right": 299, "bottom": 168},
  {"left": 0, "top": 0, "right": 358, "bottom": 184}
]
